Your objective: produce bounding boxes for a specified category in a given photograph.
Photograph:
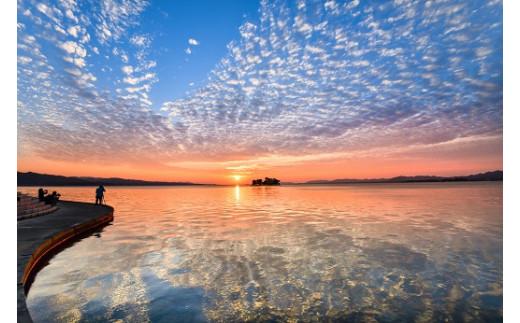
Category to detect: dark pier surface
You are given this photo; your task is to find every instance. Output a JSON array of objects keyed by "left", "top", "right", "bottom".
[{"left": 17, "top": 201, "right": 114, "bottom": 322}]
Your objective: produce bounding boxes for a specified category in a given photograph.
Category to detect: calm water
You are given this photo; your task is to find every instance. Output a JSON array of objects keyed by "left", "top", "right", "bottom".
[{"left": 21, "top": 183, "right": 503, "bottom": 322}]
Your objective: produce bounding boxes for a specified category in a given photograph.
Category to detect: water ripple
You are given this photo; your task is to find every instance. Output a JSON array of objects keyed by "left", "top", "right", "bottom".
[{"left": 22, "top": 183, "right": 503, "bottom": 322}]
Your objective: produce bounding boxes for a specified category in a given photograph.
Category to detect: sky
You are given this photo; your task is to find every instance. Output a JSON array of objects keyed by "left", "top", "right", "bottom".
[{"left": 16, "top": 0, "right": 504, "bottom": 185}]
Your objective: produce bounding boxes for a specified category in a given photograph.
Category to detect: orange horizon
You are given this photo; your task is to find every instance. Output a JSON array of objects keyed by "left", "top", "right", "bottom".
[
  {"left": 17, "top": 129, "right": 503, "bottom": 185},
  {"left": 18, "top": 154, "right": 502, "bottom": 186}
]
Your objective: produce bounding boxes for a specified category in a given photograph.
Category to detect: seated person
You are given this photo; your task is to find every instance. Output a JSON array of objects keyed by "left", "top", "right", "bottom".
[
  {"left": 38, "top": 188, "right": 48, "bottom": 202},
  {"left": 44, "top": 191, "right": 61, "bottom": 206}
]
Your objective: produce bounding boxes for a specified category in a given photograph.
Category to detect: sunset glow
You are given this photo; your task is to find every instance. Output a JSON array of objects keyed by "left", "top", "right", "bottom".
[{"left": 16, "top": 0, "right": 503, "bottom": 185}]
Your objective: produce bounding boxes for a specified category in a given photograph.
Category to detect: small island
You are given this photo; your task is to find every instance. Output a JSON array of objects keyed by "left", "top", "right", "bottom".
[{"left": 251, "top": 177, "right": 281, "bottom": 186}]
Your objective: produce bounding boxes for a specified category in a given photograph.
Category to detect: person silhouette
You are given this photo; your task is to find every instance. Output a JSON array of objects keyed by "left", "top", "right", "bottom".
[
  {"left": 38, "top": 188, "right": 47, "bottom": 202},
  {"left": 44, "top": 191, "right": 61, "bottom": 206},
  {"left": 95, "top": 185, "right": 105, "bottom": 205}
]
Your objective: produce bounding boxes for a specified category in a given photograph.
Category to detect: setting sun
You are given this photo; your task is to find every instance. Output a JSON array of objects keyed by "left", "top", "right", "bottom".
[{"left": 233, "top": 175, "right": 241, "bottom": 181}]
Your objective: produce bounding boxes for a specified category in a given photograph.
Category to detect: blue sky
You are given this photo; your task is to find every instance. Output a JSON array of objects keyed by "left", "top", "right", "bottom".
[
  {"left": 16, "top": 0, "right": 503, "bottom": 182},
  {"left": 18, "top": 0, "right": 261, "bottom": 112},
  {"left": 145, "top": 1, "right": 261, "bottom": 103}
]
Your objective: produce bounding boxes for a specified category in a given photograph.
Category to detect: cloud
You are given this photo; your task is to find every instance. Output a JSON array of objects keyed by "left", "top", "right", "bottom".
[
  {"left": 123, "top": 73, "right": 155, "bottom": 85},
  {"left": 67, "top": 26, "right": 79, "bottom": 37},
  {"left": 36, "top": 3, "right": 51, "bottom": 17},
  {"left": 346, "top": 0, "right": 360, "bottom": 10},
  {"left": 94, "top": 0, "right": 149, "bottom": 44},
  {"left": 122, "top": 66, "right": 134, "bottom": 75},
  {"left": 18, "top": 56, "right": 33, "bottom": 65},
  {"left": 65, "top": 9, "right": 78, "bottom": 23},
  {"left": 476, "top": 47, "right": 492, "bottom": 58},
  {"left": 130, "top": 35, "right": 151, "bottom": 47},
  {"left": 60, "top": 40, "right": 87, "bottom": 57},
  {"left": 17, "top": 0, "right": 503, "bottom": 170},
  {"left": 158, "top": 0, "right": 502, "bottom": 161}
]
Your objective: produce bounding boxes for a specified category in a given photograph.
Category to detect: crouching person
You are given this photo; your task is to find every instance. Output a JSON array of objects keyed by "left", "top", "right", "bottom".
[{"left": 44, "top": 191, "right": 61, "bottom": 206}]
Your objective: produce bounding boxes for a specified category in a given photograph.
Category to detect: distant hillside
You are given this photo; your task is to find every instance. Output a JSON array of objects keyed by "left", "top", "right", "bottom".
[
  {"left": 303, "top": 170, "right": 503, "bottom": 184},
  {"left": 17, "top": 172, "right": 197, "bottom": 186},
  {"left": 18, "top": 170, "right": 503, "bottom": 187}
]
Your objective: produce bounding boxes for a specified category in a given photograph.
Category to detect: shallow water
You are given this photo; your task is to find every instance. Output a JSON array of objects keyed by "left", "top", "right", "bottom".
[{"left": 21, "top": 183, "right": 503, "bottom": 322}]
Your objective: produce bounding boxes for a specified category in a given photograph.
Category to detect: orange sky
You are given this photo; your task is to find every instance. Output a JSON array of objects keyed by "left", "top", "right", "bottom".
[{"left": 17, "top": 134, "right": 502, "bottom": 185}]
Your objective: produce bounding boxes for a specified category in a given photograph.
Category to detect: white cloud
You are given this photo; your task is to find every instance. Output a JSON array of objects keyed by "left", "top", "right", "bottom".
[
  {"left": 144, "top": 61, "right": 157, "bottom": 69},
  {"left": 54, "top": 25, "right": 67, "bottom": 35},
  {"left": 305, "top": 45, "right": 325, "bottom": 54},
  {"left": 121, "top": 94, "right": 139, "bottom": 100},
  {"left": 102, "top": 27, "right": 112, "bottom": 38},
  {"left": 18, "top": 56, "right": 33, "bottom": 65},
  {"left": 381, "top": 48, "right": 404, "bottom": 56},
  {"left": 125, "top": 84, "right": 150, "bottom": 93},
  {"left": 185, "top": 48, "right": 192, "bottom": 54},
  {"left": 240, "top": 22, "right": 257, "bottom": 39},
  {"left": 22, "top": 35, "right": 36, "bottom": 44},
  {"left": 36, "top": 3, "right": 51, "bottom": 16},
  {"left": 188, "top": 38, "right": 200, "bottom": 45},
  {"left": 81, "top": 72, "right": 97, "bottom": 82},
  {"left": 64, "top": 68, "right": 82, "bottom": 76},
  {"left": 67, "top": 26, "right": 79, "bottom": 37},
  {"left": 294, "top": 16, "right": 313, "bottom": 36},
  {"left": 95, "top": 0, "right": 149, "bottom": 44},
  {"left": 65, "top": 9, "right": 78, "bottom": 23},
  {"left": 36, "top": 72, "right": 50, "bottom": 79},
  {"left": 130, "top": 35, "right": 150, "bottom": 47},
  {"left": 324, "top": 1, "right": 340, "bottom": 15},
  {"left": 353, "top": 60, "right": 370, "bottom": 67},
  {"left": 74, "top": 58, "right": 86, "bottom": 68},
  {"left": 346, "top": 0, "right": 360, "bottom": 10},
  {"left": 140, "top": 97, "right": 152, "bottom": 105},
  {"left": 122, "top": 66, "right": 134, "bottom": 75},
  {"left": 476, "top": 47, "right": 492, "bottom": 58},
  {"left": 80, "top": 34, "right": 90, "bottom": 44},
  {"left": 246, "top": 54, "right": 262, "bottom": 64},
  {"left": 324, "top": 1, "right": 338, "bottom": 10},
  {"left": 60, "top": 40, "right": 86, "bottom": 57},
  {"left": 123, "top": 73, "right": 155, "bottom": 85}
]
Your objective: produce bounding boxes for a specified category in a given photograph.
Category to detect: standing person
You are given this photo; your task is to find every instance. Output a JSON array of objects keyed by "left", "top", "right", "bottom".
[
  {"left": 95, "top": 185, "right": 105, "bottom": 205},
  {"left": 38, "top": 188, "right": 47, "bottom": 202}
]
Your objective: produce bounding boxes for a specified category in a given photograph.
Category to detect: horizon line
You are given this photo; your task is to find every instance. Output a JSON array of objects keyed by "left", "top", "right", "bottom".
[{"left": 17, "top": 170, "right": 503, "bottom": 186}]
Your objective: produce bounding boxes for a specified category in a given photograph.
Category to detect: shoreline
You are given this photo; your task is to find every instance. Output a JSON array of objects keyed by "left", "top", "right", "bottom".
[{"left": 17, "top": 200, "right": 114, "bottom": 322}]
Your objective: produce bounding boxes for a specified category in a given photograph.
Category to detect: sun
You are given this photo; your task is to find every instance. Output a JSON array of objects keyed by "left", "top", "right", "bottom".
[{"left": 233, "top": 175, "right": 241, "bottom": 181}]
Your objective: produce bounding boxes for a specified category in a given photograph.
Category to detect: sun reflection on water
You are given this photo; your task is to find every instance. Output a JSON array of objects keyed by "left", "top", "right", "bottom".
[{"left": 22, "top": 183, "right": 503, "bottom": 322}]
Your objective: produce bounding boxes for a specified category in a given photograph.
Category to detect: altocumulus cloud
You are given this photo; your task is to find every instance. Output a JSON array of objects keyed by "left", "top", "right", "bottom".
[
  {"left": 17, "top": 0, "right": 502, "bottom": 168},
  {"left": 160, "top": 0, "right": 502, "bottom": 160}
]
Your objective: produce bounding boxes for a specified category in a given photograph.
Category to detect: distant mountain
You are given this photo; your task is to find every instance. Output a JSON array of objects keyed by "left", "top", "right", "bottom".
[
  {"left": 303, "top": 170, "right": 503, "bottom": 184},
  {"left": 18, "top": 170, "right": 503, "bottom": 187},
  {"left": 17, "top": 172, "right": 198, "bottom": 186}
]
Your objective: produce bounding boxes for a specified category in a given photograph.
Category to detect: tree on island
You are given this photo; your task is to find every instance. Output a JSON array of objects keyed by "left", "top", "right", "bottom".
[{"left": 252, "top": 177, "right": 281, "bottom": 186}]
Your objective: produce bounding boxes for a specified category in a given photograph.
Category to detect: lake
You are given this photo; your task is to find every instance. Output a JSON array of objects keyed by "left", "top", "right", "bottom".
[{"left": 20, "top": 183, "right": 503, "bottom": 322}]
